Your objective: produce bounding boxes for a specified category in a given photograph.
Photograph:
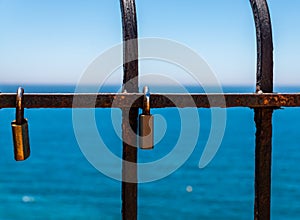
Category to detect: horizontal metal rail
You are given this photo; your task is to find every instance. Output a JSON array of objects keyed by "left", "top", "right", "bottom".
[{"left": 1, "top": 93, "right": 300, "bottom": 108}]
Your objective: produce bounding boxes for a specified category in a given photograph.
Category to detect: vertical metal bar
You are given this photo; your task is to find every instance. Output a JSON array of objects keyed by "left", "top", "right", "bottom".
[
  {"left": 250, "top": 0, "right": 273, "bottom": 93},
  {"left": 250, "top": 0, "right": 274, "bottom": 219},
  {"left": 120, "top": 0, "right": 139, "bottom": 220},
  {"left": 254, "top": 107, "right": 273, "bottom": 220}
]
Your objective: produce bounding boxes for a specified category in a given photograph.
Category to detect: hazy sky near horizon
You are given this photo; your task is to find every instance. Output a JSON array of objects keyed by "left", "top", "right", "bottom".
[{"left": 0, "top": 0, "right": 299, "bottom": 87}]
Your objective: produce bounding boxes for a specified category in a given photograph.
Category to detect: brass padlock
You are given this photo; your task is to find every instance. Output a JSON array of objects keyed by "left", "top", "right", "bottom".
[
  {"left": 139, "top": 86, "right": 154, "bottom": 150},
  {"left": 11, "top": 87, "right": 30, "bottom": 161}
]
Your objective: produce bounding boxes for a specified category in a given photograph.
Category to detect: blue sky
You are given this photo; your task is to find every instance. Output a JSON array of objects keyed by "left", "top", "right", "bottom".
[{"left": 0, "top": 0, "right": 299, "bottom": 86}]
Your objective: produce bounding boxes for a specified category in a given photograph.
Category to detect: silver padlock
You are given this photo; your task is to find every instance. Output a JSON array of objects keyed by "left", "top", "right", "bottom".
[
  {"left": 139, "top": 86, "right": 154, "bottom": 150},
  {"left": 11, "top": 87, "right": 30, "bottom": 161}
]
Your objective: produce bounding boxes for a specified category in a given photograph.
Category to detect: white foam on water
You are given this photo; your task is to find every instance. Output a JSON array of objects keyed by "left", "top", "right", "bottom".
[
  {"left": 22, "top": 196, "right": 35, "bottom": 203},
  {"left": 186, "top": 185, "right": 193, "bottom": 193}
]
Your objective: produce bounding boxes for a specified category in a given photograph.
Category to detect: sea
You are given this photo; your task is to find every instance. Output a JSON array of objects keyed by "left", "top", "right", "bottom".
[{"left": 0, "top": 85, "right": 299, "bottom": 220}]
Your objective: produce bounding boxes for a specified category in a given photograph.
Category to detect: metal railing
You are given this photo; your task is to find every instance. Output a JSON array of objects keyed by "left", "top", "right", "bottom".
[{"left": 2, "top": 0, "right": 300, "bottom": 219}]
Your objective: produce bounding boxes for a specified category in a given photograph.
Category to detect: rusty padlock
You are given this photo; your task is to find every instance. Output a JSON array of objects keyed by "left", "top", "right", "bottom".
[
  {"left": 139, "top": 86, "right": 154, "bottom": 150},
  {"left": 11, "top": 87, "right": 30, "bottom": 161}
]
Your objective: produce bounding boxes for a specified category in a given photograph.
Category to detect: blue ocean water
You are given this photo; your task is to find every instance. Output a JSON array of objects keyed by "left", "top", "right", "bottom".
[{"left": 0, "top": 85, "right": 300, "bottom": 219}]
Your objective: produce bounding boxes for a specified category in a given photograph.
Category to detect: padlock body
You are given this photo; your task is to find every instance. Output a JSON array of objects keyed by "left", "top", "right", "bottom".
[
  {"left": 11, "top": 119, "right": 30, "bottom": 161},
  {"left": 139, "top": 114, "right": 154, "bottom": 150}
]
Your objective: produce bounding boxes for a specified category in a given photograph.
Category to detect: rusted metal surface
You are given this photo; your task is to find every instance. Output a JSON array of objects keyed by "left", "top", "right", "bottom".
[
  {"left": 250, "top": 0, "right": 274, "bottom": 219},
  {"left": 2, "top": 0, "right": 296, "bottom": 219},
  {"left": 150, "top": 93, "right": 300, "bottom": 108},
  {"left": 254, "top": 108, "right": 273, "bottom": 220},
  {"left": 1, "top": 93, "right": 300, "bottom": 108},
  {"left": 250, "top": 0, "right": 273, "bottom": 93},
  {"left": 120, "top": 0, "right": 138, "bottom": 219}
]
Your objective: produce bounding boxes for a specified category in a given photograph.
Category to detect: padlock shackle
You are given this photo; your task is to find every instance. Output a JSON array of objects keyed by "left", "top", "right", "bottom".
[
  {"left": 16, "top": 87, "right": 24, "bottom": 125},
  {"left": 143, "top": 86, "right": 150, "bottom": 115}
]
